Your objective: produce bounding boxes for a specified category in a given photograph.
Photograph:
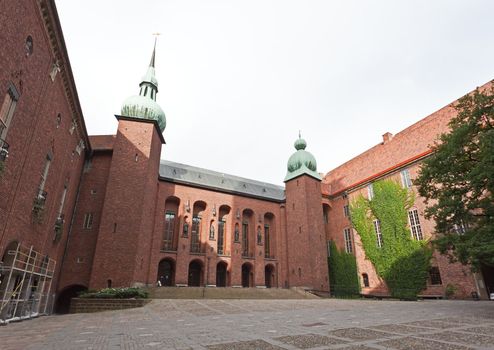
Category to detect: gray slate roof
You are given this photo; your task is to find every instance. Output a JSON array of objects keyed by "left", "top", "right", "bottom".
[{"left": 159, "top": 160, "right": 285, "bottom": 202}]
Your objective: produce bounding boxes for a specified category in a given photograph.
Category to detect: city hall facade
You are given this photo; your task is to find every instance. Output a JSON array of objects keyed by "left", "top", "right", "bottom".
[{"left": 0, "top": 0, "right": 492, "bottom": 321}]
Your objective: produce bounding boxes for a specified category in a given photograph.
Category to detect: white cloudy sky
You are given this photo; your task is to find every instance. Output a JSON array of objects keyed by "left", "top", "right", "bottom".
[{"left": 56, "top": 0, "right": 494, "bottom": 186}]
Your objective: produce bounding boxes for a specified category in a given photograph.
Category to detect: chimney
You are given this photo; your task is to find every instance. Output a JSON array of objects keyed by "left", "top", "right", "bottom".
[{"left": 382, "top": 132, "right": 393, "bottom": 144}]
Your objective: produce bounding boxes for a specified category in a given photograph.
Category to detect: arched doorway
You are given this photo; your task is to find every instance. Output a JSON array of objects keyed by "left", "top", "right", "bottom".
[
  {"left": 55, "top": 285, "right": 87, "bottom": 314},
  {"left": 241, "top": 263, "right": 253, "bottom": 288},
  {"left": 157, "top": 258, "right": 175, "bottom": 286},
  {"left": 265, "top": 264, "right": 275, "bottom": 288},
  {"left": 188, "top": 260, "right": 203, "bottom": 287},
  {"left": 216, "top": 262, "right": 227, "bottom": 287}
]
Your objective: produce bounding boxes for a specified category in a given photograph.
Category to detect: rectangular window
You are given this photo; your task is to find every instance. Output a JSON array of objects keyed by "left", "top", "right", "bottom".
[
  {"left": 408, "top": 209, "right": 423, "bottom": 240},
  {"left": 39, "top": 155, "right": 52, "bottom": 195},
  {"left": 190, "top": 215, "right": 201, "bottom": 253},
  {"left": 429, "top": 266, "right": 442, "bottom": 285},
  {"left": 367, "top": 184, "right": 374, "bottom": 200},
  {"left": 453, "top": 221, "right": 468, "bottom": 235},
  {"left": 83, "top": 213, "right": 93, "bottom": 229},
  {"left": 242, "top": 222, "right": 249, "bottom": 256},
  {"left": 0, "top": 83, "right": 19, "bottom": 139},
  {"left": 163, "top": 211, "right": 175, "bottom": 251},
  {"left": 57, "top": 186, "right": 67, "bottom": 218},
  {"left": 264, "top": 225, "right": 270, "bottom": 258},
  {"left": 344, "top": 228, "right": 353, "bottom": 253},
  {"left": 401, "top": 169, "right": 412, "bottom": 189},
  {"left": 343, "top": 205, "right": 350, "bottom": 218},
  {"left": 217, "top": 220, "right": 225, "bottom": 255},
  {"left": 373, "top": 219, "right": 383, "bottom": 248}
]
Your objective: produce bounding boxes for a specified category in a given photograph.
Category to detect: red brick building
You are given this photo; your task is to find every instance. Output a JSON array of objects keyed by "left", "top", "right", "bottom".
[{"left": 0, "top": 0, "right": 491, "bottom": 322}]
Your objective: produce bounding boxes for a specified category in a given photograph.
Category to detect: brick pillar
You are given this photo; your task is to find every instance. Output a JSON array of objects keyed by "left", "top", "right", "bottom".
[
  {"left": 284, "top": 175, "right": 329, "bottom": 291},
  {"left": 89, "top": 117, "right": 163, "bottom": 289}
]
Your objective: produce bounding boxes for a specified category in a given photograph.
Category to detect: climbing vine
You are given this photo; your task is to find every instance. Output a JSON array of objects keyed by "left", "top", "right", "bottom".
[
  {"left": 350, "top": 180, "right": 432, "bottom": 300},
  {"left": 328, "top": 241, "right": 360, "bottom": 297}
]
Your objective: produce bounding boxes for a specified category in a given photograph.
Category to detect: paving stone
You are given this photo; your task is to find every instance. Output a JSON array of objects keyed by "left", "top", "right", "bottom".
[
  {"left": 206, "top": 339, "right": 284, "bottom": 350},
  {"left": 461, "top": 326, "right": 494, "bottom": 336},
  {"left": 274, "top": 333, "right": 347, "bottom": 348},
  {"left": 401, "top": 320, "right": 461, "bottom": 329},
  {"left": 327, "top": 328, "right": 393, "bottom": 341},
  {"left": 335, "top": 346, "right": 380, "bottom": 350},
  {"left": 420, "top": 331, "right": 494, "bottom": 347},
  {"left": 369, "top": 324, "right": 433, "bottom": 334},
  {"left": 378, "top": 336, "right": 471, "bottom": 350},
  {"left": 0, "top": 299, "right": 492, "bottom": 349}
]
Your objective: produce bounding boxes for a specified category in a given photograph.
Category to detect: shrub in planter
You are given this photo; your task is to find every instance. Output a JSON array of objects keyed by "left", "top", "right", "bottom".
[{"left": 78, "top": 287, "right": 148, "bottom": 299}]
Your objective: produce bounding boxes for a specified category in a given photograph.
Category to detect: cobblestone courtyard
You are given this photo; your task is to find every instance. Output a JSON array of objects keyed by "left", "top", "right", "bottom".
[{"left": 1, "top": 299, "right": 493, "bottom": 350}]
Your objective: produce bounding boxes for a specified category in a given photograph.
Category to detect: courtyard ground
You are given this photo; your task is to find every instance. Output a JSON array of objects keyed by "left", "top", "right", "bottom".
[{"left": 0, "top": 299, "right": 493, "bottom": 349}]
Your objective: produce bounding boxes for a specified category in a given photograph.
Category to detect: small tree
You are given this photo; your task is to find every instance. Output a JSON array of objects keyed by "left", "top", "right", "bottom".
[
  {"left": 351, "top": 180, "right": 432, "bottom": 299},
  {"left": 415, "top": 83, "right": 494, "bottom": 270}
]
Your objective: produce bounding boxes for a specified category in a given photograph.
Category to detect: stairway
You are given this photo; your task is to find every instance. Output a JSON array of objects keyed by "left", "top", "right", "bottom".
[{"left": 147, "top": 287, "right": 319, "bottom": 299}]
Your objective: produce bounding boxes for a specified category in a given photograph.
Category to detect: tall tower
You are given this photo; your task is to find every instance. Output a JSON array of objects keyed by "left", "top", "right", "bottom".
[
  {"left": 283, "top": 135, "right": 329, "bottom": 291},
  {"left": 89, "top": 42, "right": 166, "bottom": 289}
]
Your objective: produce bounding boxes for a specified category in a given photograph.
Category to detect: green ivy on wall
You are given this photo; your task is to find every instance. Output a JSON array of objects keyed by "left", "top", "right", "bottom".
[
  {"left": 350, "top": 180, "right": 432, "bottom": 300},
  {"left": 328, "top": 241, "right": 360, "bottom": 297}
]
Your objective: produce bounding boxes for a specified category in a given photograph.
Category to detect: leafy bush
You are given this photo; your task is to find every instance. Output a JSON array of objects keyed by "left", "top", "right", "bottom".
[
  {"left": 328, "top": 241, "right": 360, "bottom": 298},
  {"left": 78, "top": 287, "right": 148, "bottom": 299},
  {"left": 351, "top": 180, "right": 432, "bottom": 300},
  {"left": 445, "top": 283, "right": 457, "bottom": 299}
]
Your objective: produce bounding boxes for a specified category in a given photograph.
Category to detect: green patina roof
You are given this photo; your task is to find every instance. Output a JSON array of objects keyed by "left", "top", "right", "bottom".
[
  {"left": 284, "top": 135, "right": 321, "bottom": 182},
  {"left": 121, "top": 39, "right": 166, "bottom": 132}
]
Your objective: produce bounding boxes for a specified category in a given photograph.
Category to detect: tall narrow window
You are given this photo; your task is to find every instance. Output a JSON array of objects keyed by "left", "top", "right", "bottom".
[
  {"left": 0, "top": 83, "right": 19, "bottom": 139},
  {"left": 362, "top": 273, "right": 370, "bottom": 287},
  {"left": 163, "top": 211, "right": 176, "bottom": 251},
  {"left": 264, "top": 225, "right": 270, "bottom": 258},
  {"left": 408, "top": 209, "right": 423, "bottom": 240},
  {"left": 83, "top": 213, "right": 93, "bottom": 229},
  {"left": 217, "top": 219, "right": 225, "bottom": 255},
  {"left": 190, "top": 215, "right": 201, "bottom": 253},
  {"left": 38, "top": 155, "right": 52, "bottom": 196},
  {"left": 344, "top": 228, "right": 353, "bottom": 253},
  {"left": 373, "top": 219, "right": 383, "bottom": 248},
  {"left": 367, "top": 184, "right": 374, "bottom": 200},
  {"left": 57, "top": 185, "right": 67, "bottom": 219},
  {"left": 343, "top": 205, "right": 350, "bottom": 218},
  {"left": 242, "top": 222, "right": 249, "bottom": 256},
  {"left": 401, "top": 169, "right": 412, "bottom": 189}
]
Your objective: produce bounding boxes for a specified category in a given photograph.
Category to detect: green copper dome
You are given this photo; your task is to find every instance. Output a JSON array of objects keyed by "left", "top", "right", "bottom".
[
  {"left": 121, "top": 40, "right": 166, "bottom": 132},
  {"left": 284, "top": 134, "right": 321, "bottom": 182}
]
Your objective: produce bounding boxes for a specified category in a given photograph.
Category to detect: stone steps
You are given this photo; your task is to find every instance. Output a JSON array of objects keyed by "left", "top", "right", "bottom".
[{"left": 146, "top": 287, "right": 319, "bottom": 299}]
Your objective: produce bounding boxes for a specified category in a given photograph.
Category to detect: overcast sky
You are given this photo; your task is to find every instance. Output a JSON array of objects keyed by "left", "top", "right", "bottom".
[{"left": 56, "top": 0, "right": 494, "bottom": 186}]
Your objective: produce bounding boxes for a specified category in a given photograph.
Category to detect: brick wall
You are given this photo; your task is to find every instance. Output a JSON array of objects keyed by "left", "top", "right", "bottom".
[
  {"left": 70, "top": 298, "right": 150, "bottom": 313},
  {"left": 0, "top": 0, "right": 88, "bottom": 291}
]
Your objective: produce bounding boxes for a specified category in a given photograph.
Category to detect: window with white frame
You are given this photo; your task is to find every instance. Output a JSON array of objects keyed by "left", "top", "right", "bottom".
[
  {"left": 373, "top": 219, "right": 384, "bottom": 248},
  {"left": 83, "top": 213, "right": 93, "bottom": 229},
  {"left": 401, "top": 169, "right": 412, "bottom": 189},
  {"left": 344, "top": 228, "right": 353, "bottom": 253},
  {"left": 367, "top": 183, "right": 374, "bottom": 200},
  {"left": 453, "top": 221, "right": 468, "bottom": 235},
  {"left": 408, "top": 209, "right": 423, "bottom": 240},
  {"left": 0, "top": 83, "right": 19, "bottom": 139}
]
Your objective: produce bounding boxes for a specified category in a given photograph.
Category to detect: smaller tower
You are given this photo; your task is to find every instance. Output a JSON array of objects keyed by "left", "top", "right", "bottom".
[
  {"left": 89, "top": 42, "right": 166, "bottom": 289},
  {"left": 284, "top": 135, "right": 329, "bottom": 291}
]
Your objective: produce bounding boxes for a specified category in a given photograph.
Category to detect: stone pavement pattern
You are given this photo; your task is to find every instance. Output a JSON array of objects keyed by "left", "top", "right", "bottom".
[{"left": 0, "top": 299, "right": 493, "bottom": 349}]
